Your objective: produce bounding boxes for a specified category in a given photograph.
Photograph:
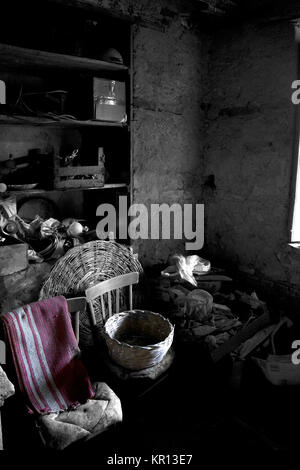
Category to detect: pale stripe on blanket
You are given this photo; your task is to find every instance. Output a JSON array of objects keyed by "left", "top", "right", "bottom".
[
  {"left": 27, "top": 305, "right": 67, "bottom": 409},
  {"left": 9, "top": 308, "right": 63, "bottom": 412},
  {"left": 8, "top": 310, "right": 46, "bottom": 411}
]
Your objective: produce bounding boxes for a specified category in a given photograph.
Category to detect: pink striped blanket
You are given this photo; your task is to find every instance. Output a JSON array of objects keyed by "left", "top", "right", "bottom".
[{"left": 1, "top": 296, "right": 94, "bottom": 414}]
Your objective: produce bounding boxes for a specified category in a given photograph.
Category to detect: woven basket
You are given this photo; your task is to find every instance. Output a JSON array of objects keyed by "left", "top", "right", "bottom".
[
  {"left": 104, "top": 310, "right": 174, "bottom": 371},
  {"left": 39, "top": 241, "right": 143, "bottom": 347}
]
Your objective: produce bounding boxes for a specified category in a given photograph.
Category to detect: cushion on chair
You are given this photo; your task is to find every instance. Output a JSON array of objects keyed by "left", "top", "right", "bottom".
[
  {"left": 36, "top": 382, "right": 122, "bottom": 450},
  {"left": 0, "top": 366, "right": 15, "bottom": 407}
]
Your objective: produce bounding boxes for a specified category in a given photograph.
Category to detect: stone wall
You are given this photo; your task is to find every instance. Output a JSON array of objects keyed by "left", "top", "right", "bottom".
[
  {"left": 203, "top": 19, "right": 300, "bottom": 305},
  {"left": 132, "top": 19, "right": 208, "bottom": 265},
  {"left": 93, "top": 0, "right": 209, "bottom": 266}
]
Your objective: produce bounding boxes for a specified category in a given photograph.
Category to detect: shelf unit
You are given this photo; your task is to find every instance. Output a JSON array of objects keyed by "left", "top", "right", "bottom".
[{"left": 0, "top": 6, "right": 132, "bottom": 225}]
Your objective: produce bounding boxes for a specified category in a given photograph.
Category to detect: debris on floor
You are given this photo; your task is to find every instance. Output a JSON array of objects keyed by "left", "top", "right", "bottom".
[
  {"left": 148, "top": 254, "right": 282, "bottom": 368},
  {"left": 234, "top": 316, "right": 300, "bottom": 386}
]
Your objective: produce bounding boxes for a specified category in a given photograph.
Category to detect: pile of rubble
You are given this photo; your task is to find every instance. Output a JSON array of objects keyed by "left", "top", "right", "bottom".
[{"left": 166, "top": 284, "right": 268, "bottom": 353}]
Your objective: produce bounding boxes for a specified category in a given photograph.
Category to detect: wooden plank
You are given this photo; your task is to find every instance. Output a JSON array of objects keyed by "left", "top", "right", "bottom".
[
  {"left": 116, "top": 288, "right": 120, "bottom": 314},
  {"left": 55, "top": 166, "right": 102, "bottom": 177},
  {"left": 9, "top": 183, "right": 128, "bottom": 196},
  {"left": 108, "top": 291, "right": 112, "bottom": 317},
  {"left": 0, "top": 43, "right": 128, "bottom": 74},
  {"left": 211, "top": 311, "right": 271, "bottom": 363},
  {"left": 73, "top": 311, "right": 80, "bottom": 343},
  {"left": 0, "top": 114, "right": 127, "bottom": 128},
  {"left": 67, "top": 297, "right": 87, "bottom": 343},
  {"left": 88, "top": 302, "right": 97, "bottom": 327},
  {"left": 54, "top": 178, "right": 104, "bottom": 189},
  {"left": 100, "top": 295, "right": 106, "bottom": 322}
]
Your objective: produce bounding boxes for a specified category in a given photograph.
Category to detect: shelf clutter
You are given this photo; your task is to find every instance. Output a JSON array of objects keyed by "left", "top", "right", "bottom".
[
  {"left": 0, "top": 5, "right": 132, "bottom": 273},
  {"left": 0, "top": 37, "right": 130, "bottom": 192}
]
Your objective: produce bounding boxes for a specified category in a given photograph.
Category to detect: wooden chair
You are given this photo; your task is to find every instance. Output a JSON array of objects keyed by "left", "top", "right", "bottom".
[
  {"left": 1, "top": 296, "right": 123, "bottom": 450},
  {"left": 85, "top": 272, "right": 176, "bottom": 400},
  {"left": 85, "top": 271, "right": 177, "bottom": 404},
  {"left": 85, "top": 272, "right": 139, "bottom": 328},
  {"left": 0, "top": 297, "right": 86, "bottom": 450}
]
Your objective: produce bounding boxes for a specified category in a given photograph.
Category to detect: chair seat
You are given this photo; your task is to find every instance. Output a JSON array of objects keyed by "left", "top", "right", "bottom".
[{"left": 36, "top": 382, "right": 122, "bottom": 450}]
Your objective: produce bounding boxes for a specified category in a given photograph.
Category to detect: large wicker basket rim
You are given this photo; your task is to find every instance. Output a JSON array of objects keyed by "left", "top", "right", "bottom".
[
  {"left": 104, "top": 309, "right": 174, "bottom": 351},
  {"left": 40, "top": 240, "right": 143, "bottom": 297}
]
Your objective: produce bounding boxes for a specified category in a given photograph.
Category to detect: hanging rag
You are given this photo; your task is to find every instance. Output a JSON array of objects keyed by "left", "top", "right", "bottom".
[{"left": 1, "top": 296, "right": 94, "bottom": 414}]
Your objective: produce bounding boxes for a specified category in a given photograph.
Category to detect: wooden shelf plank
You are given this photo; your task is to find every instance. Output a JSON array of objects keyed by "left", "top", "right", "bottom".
[
  {"left": 8, "top": 183, "right": 128, "bottom": 196},
  {"left": 0, "top": 114, "right": 127, "bottom": 129},
  {"left": 0, "top": 43, "right": 128, "bottom": 75}
]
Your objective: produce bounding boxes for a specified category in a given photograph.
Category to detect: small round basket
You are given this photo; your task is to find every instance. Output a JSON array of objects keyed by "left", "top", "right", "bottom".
[{"left": 104, "top": 310, "right": 174, "bottom": 371}]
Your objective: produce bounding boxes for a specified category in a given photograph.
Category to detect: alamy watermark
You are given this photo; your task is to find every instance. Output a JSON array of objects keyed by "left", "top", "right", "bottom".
[
  {"left": 291, "top": 80, "right": 300, "bottom": 104},
  {"left": 96, "top": 196, "right": 204, "bottom": 251},
  {"left": 291, "top": 340, "right": 300, "bottom": 365}
]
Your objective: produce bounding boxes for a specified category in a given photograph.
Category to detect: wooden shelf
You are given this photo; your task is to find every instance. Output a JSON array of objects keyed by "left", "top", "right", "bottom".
[
  {"left": 8, "top": 183, "right": 128, "bottom": 196},
  {"left": 0, "top": 114, "right": 127, "bottom": 129},
  {"left": 0, "top": 43, "right": 128, "bottom": 75}
]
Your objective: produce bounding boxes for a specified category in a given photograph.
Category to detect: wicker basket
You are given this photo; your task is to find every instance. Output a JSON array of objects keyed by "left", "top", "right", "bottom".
[
  {"left": 104, "top": 310, "right": 174, "bottom": 370},
  {"left": 39, "top": 241, "right": 143, "bottom": 347}
]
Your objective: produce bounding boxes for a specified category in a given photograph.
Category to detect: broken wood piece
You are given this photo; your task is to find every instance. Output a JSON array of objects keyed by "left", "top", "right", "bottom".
[
  {"left": 211, "top": 311, "right": 271, "bottom": 363},
  {"left": 270, "top": 317, "right": 293, "bottom": 355},
  {"left": 238, "top": 324, "right": 277, "bottom": 360}
]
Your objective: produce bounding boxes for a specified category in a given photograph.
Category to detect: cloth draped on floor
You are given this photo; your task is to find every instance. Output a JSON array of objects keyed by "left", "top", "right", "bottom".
[{"left": 1, "top": 295, "right": 94, "bottom": 414}]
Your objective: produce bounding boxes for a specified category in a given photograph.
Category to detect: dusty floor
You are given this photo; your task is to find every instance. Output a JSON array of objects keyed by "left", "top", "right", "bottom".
[{"left": 1, "top": 342, "right": 298, "bottom": 461}]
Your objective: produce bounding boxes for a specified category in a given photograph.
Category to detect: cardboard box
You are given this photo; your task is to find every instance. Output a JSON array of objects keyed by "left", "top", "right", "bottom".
[
  {"left": 0, "top": 242, "right": 28, "bottom": 276},
  {"left": 252, "top": 355, "right": 300, "bottom": 386}
]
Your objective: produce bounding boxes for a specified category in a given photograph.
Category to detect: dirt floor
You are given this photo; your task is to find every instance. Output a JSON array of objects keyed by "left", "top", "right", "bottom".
[{"left": 1, "top": 341, "right": 298, "bottom": 463}]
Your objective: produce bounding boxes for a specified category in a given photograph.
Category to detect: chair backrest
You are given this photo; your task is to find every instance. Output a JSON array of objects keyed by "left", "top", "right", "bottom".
[
  {"left": 85, "top": 272, "right": 139, "bottom": 326},
  {"left": 67, "top": 297, "right": 87, "bottom": 343}
]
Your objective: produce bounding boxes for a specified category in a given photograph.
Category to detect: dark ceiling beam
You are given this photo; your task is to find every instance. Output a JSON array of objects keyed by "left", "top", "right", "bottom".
[
  {"left": 35, "top": 0, "right": 132, "bottom": 21},
  {"left": 25, "top": 0, "right": 167, "bottom": 30},
  {"left": 42, "top": 0, "right": 237, "bottom": 18}
]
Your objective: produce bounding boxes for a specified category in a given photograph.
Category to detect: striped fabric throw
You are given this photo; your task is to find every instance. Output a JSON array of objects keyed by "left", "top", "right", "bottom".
[{"left": 2, "top": 296, "right": 94, "bottom": 414}]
